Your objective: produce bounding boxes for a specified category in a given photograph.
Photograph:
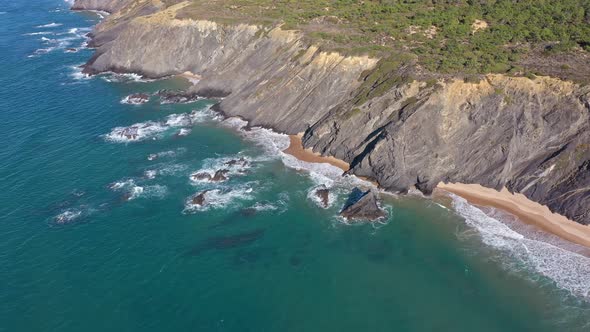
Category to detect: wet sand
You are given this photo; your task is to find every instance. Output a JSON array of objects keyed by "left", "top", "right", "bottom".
[
  {"left": 283, "top": 134, "right": 350, "bottom": 172},
  {"left": 437, "top": 183, "right": 590, "bottom": 248}
]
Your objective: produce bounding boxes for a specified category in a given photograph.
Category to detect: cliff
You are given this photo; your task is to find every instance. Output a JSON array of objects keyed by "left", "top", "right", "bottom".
[{"left": 73, "top": 0, "right": 590, "bottom": 225}]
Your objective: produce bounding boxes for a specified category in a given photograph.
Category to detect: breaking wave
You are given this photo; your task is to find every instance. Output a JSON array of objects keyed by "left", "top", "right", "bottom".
[
  {"left": 450, "top": 194, "right": 590, "bottom": 299},
  {"left": 109, "top": 179, "right": 168, "bottom": 200},
  {"left": 183, "top": 183, "right": 256, "bottom": 213},
  {"left": 53, "top": 206, "right": 94, "bottom": 225},
  {"left": 36, "top": 22, "right": 62, "bottom": 28},
  {"left": 105, "top": 109, "right": 214, "bottom": 143}
]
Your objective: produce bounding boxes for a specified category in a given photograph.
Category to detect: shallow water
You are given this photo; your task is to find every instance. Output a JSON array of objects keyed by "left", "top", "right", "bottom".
[{"left": 1, "top": 1, "right": 589, "bottom": 331}]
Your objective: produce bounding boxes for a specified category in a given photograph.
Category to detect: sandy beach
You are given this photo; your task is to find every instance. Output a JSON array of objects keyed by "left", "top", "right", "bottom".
[
  {"left": 283, "top": 134, "right": 590, "bottom": 248},
  {"left": 283, "top": 134, "right": 350, "bottom": 172},
  {"left": 437, "top": 183, "right": 590, "bottom": 248}
]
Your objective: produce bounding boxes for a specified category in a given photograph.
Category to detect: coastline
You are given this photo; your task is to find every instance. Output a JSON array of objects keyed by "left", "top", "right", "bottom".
[
  {"left": 283, "top": 134, "right": 350, "bottom": 172},
  {"left": 437, "top": 183, "right": 590, "bottom": 248},
  {"left": 283, "top": 134, "right": 590, "bottom": 248}
]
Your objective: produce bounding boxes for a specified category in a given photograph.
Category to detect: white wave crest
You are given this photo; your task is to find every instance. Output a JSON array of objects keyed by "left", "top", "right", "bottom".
[
  {"left": 307, "top": 185, "right": 336, "bottom": 209},
  {"left": 36, "top": 22, "right": 62, "bottom": 28},
  {"left": 105, "top": 109, "right": 214, "bottom": 143},
  {"left": 54, "top": 209, "right": 82, "bottom": 224},
  {"left": 450, "top": 194, "right": 590, "bottom": 299},
  {"left": 189, "top": 154, "right": 252, "bottom": 183},
  {"left": 183, "top": 185, "right": 255, "bottom": 213},
  {"left": 109, "top": 179, "right": 167, "bottom": 200},
  {"left": 104, "top": 121, "right": 167, "bottom": 143},
  {"left": 24, "top": 31, "right": 53, "bottom": 36},
  {"left": 101, "top": 73, "right": 153, "bottom": 83}
]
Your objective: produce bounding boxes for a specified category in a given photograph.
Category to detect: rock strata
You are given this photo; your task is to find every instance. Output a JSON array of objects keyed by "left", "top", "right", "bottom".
[{"left": 73, "top": 0, "right": 590, "bottom": 225}]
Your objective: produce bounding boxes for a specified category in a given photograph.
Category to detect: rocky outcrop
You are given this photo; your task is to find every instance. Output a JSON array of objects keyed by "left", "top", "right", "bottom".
[
  {"left": 340, "top": 188, "right": 387, "bottom": 221},
  {"left": 73, "top": 0, "right": 590, "bottom": 225},
  {"left": 306, "top": 76, "right": 590, "bottom": 224}
]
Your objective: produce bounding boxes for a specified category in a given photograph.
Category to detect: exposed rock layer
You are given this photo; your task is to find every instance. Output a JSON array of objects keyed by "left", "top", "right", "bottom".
[{"left": 73, "top": 0, "right": 590, "bottom": 225}]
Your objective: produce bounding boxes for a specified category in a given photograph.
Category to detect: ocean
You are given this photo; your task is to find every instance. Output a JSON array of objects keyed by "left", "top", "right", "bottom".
[{"left": 0, "top": 1, "right": 589, "bottom": 331}]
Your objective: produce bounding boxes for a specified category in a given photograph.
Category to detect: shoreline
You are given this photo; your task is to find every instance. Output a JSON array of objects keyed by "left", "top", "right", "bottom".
[
  {"left": 283, "top": 134, "right": 590, "bottom": 248},
  {"left": 283, "top": 134, "right": 350, "bottom": 172},
  {"left": 437, "top": 183, "right": 590, "bottom": 248}
]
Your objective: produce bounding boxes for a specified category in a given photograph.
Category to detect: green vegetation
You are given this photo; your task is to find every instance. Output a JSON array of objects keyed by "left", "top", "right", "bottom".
[{"left": 177, "top": 0, "right": 590, "bottom": 76}]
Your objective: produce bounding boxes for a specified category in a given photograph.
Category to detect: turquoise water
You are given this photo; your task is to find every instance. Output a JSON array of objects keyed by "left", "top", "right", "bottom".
[{"left": 1, "top": 1, "right": 589, "bottom": 331}]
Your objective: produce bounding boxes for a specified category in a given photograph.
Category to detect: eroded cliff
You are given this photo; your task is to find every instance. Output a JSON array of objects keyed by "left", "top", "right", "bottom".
[{"left": 73, "top": 0, "right": 590, "bottom": 225}]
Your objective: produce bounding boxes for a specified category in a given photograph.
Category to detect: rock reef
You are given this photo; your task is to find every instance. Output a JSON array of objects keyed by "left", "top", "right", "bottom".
[{"left": 73, "top": 0, "right": 590, "bottom": 225}]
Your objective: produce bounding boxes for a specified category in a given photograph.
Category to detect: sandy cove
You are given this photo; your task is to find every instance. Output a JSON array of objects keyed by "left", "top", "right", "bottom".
[
  {"left": 283, "top": 134, "right": 350, "bottom": 172},
  {"left": 437, "top": 183, "right": 590, "bottom": 248},
  {"left": 283, "top": 134, "right": 590, "bottom": 248}
]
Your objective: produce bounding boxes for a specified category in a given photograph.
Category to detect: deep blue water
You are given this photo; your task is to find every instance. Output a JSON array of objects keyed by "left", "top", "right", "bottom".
[{"left": 1, "top": 1, "right": 589, "bottom": 331}]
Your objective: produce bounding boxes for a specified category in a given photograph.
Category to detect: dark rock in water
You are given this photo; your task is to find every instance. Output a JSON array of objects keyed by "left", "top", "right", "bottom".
[
  {"left": 65, "top": 48, "right": 78, "bottom": 53},
  {"left": 211, "top": 169, "right": 229, "bottom": 182},
  {"left": 119, "top": 126, "right": 138, "bottom": 140},
  {"left": 156, "top": 89, "right": 201, "bottom": 104},
  {"left": 185, "top": 229, "right": 266, "bottom": 256},
  {"left": 191, "top": 190, "right": 209, "bottom": 206},
  {"left": 191, "top": 172, "right": 212, "bottom": 181},
  {"left": 224, "top": 157, "right": 249, "bottom": 168},
  {"left": 314, "top": 186, "right": 330, "bottom": 208},
  {"left": 340, "top": 188, "right": 387, "bottom": 221},
  {"left": 122, "top": 93, "right": 150, "bottom": 105}
]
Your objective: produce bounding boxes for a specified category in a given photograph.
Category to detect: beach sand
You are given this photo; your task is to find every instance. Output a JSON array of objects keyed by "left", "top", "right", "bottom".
[
  {"left": 178, "top": 71, "right": 201, "bottom": 85},
  {"left": 283, "top": 134, "right": 350, "bottom": 172},
  {"left": 437, "top": 183, "right": 590, "bottom": 248},
  {"left": 283, "top": 134, "right": 590, "bottom": 248}
]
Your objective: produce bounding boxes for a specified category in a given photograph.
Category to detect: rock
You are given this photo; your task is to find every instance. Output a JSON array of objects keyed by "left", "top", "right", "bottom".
[
  {"left": 211, "top": 169, "right": 229, "bottom": 182},
  {"left": 120, "top": 127, "right": 138, "bottom": 140},
  {"left": 192, "top": 191, "right": 209, "bottom": 206},
  {"left": 191, "top": 172, "right": 212, "bottom": 181},
  {"left": 314, "top": 186, "right": 330, "bottom": 208},
  {"left": 224, "top": 157, "right": 248, "bottom": 167},
  {"left": 65, "top": 48, "right": 78, "bottom": 53},
  {"left": 156, "top": 89, "right": 201, "bottom": 104},
  {"left": 79, "top": 1, "right": 590, "bottom": 225},
  {"left": 122, "top": 93, "right": 150, "bottom": 105},
  {"left": 340, "top": 188, "right": 387, "bottom": 221}
]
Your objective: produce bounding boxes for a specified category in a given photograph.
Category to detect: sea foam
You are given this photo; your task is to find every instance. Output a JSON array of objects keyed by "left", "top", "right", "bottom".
[{"left": 450, "top": 194, "right": 590, "bottom": 299}]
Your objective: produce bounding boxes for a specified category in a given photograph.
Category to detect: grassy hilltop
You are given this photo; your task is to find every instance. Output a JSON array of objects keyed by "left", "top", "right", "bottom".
[{"left": 169, "top": 0, "right": 590, "bottom": 81}]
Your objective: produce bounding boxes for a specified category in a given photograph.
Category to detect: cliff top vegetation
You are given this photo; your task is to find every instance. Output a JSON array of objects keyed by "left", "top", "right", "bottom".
[{"left": 168, "top": 0, "right": 590, "bottom": 81}]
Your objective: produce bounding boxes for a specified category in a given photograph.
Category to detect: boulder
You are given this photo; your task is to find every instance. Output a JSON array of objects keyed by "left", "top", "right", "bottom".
[
  {"left": 340, "top": 188, "right": 387, "bottom": 221},
  {"left": 156, "top": 89, "right": 201, "bottom": 104},
  {"left": 191, "top": 172, "right": 212, "bottom": 181},
  {"left": 211, "top": 169, "right": 229, "bottom": 182},
  {"left": 192, "top": 191, "right": 209, "bottom": 206},
  {"left": 314, "top": 186, "right": 330, "bottom": 208},
  {"left": 122, "top": 93, "right": 150, "bottom": 105}
]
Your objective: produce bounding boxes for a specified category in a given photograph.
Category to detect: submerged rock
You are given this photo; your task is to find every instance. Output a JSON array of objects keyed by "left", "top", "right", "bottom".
[
  {"left": 191, "top": 190, "right": 209, "bottom": 206},
  {"left": 191, "top": 172, "right": 212, "bottom": 181},
  {"left": 224, "top": 157, "right": 249, "bottom": 168},
  {"left": 120, "top": 127, "right": 138, "bottom": 140},
  {"left": 211, "top": 169, "right": 229, "bottom": 182},
  {"left": 340, "top": 188, "right": 387, "bottom": 221},
  {"left": 156, "top": 89, "right": 201, "bottom": 104},
  {"left": 121, "top": 93, "right": 150, "bottom": 105},
  {"left": 314, "top": 186, "right": 330, "bottom": 208}
]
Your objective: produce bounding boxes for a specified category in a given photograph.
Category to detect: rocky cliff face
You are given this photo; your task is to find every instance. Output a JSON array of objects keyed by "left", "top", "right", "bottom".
[{"left": 73, "top": 0, "right": 590, "bottom": 225}]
